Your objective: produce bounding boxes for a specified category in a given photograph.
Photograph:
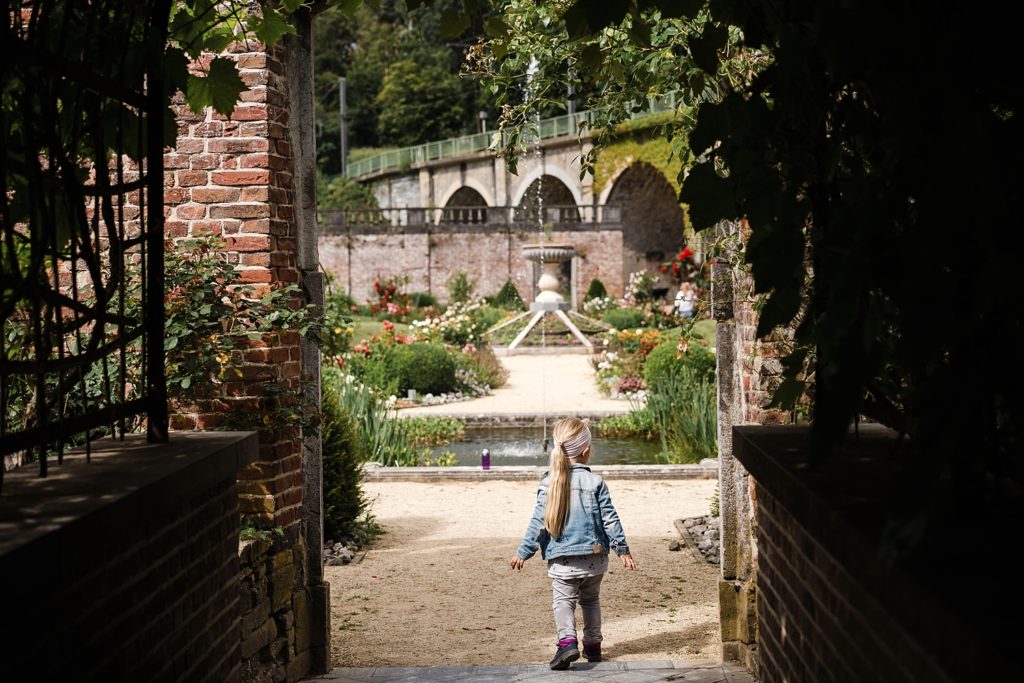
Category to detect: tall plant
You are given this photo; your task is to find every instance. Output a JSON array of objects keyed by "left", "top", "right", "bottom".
[{"left": 646, "top": 368, "right": 717, "bottom": 464}]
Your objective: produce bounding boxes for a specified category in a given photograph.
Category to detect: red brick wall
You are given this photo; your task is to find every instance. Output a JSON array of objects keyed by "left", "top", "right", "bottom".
[
  {"left": 318, "top": 228, "right": 625, "bottom": 306},
  {"left": 165, "top": 41, "right": 303, "bottom": 529},
  {"left": 754, "top": 484, "right": 948, "bottom": 683},
  {"left": 11, "top": 479, "right": 242, "bottom": 682}
]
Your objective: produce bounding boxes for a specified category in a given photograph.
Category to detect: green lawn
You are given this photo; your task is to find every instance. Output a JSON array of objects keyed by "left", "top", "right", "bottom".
[
  {"left": 351, "top": 317, "right": 412, "bottom": 342},
  {"left": 662, "top": 318, "right": 717, "bottom": 346}
]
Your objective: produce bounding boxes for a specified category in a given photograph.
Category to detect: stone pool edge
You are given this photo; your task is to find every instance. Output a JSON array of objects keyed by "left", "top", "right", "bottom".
[{"left": 363, "top": 463, "right": 718, "bottom": 482}]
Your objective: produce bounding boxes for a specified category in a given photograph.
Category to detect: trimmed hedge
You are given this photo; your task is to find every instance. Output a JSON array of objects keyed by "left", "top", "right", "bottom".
[
  {"left": 388, "top": 343, "right": 457, "bottom": 394},
  {"left": 490, "top": 279, "right": 525, "bottom": 310},
  {"left": 603, "top": 307, "right": 647, "bottom": 330},
  {"left": 584, "top": 278, "right": 608, "bottom": 301},
  {"left": 644, "top": 339, "right": 716, "bottom": 391},
  {"left": 408, "top": 291, "right": 438, "bottom": 308}
]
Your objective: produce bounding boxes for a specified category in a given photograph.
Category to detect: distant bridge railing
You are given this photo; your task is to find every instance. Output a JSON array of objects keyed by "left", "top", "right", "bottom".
[
  {"left": 344, "top": 94, "right": 681, "bottom": 180},
  {"left": 320, "top": 204, "right": 622, "bottom": 233}
]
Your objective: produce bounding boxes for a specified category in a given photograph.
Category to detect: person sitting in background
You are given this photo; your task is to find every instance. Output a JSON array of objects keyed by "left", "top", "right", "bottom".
[{"left": 674, "top": 281, "right": 696, "bottom": 318}]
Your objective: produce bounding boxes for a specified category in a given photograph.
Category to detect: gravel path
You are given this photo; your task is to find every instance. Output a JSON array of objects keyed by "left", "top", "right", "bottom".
[
  {"left": 325, "top": 478, "right": 720, "bottom": 667},
  {"left": 397, "top": 353, "right": 628, "bottom": 417}
]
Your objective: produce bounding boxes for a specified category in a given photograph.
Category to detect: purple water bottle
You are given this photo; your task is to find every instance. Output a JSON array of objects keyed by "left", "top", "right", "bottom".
[{"left": 481, "top": 448, "right": 491, "bottom": 470}]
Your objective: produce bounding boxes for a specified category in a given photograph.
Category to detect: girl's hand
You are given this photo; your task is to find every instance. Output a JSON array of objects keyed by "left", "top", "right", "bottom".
[
  {"left": 509, "top": 556, "right": 525, "bottom": 570},
  {"left": 620, "top": 553, "right": 637, "bottom": 570}
]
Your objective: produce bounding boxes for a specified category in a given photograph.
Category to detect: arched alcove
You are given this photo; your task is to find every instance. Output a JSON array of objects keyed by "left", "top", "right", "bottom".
[
  {"left": 442, "top": 186, "right": 488, "bottom": 224},
  {"left": 605, "top": 162, "right": 684, "bottom": 283},
  {"left": 515, "top": 175, "right": 581, "bottom": 224}
]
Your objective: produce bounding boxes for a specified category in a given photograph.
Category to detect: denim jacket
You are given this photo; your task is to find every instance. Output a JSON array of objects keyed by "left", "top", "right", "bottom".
[{"left": 516, "top": 465, "right": 630, "bottom": 561}]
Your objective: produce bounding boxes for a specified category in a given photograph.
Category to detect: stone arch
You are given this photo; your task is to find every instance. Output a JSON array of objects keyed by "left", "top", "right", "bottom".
[
  {"left": 514, "top": 174, "right": 581, "bottom": 224},
  {"left": 444, "top": 186, "right": 488, "bottom": 207},
  {"left": 440, "top": 185, "right": 489, "bottom": 224},
  {"left": 510, "top": 166, "right": 583, "bottom": 207},
  {"left": 604, "top": 161, "right": 684, "bottom": 288},
  {"left": 437, "top": 178, "right": 494, "bottom": 208}
]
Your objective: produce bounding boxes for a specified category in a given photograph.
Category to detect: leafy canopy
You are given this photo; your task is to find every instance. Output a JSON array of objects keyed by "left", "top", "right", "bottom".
[{"left": 470, "top": 0, "right": 1024, "bottom": 523}]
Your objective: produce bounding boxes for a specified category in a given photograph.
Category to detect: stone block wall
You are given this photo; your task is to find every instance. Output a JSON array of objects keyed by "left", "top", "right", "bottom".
[
  {"left": 164, "top": 23, "right": 327, "bottom": 681},
  {"left": 713, "top": 219, "right": 794, "bottom": 671},
  {"left": 239, "top": 530, "right": 322, "bottom": 683},
  {"left": 318, "top": 227, "right": 624, "bottom": 306}
]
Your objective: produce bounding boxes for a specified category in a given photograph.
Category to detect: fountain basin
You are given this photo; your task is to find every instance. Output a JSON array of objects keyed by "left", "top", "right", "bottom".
[{"left": 522, "top": 243, "right": 576, "bottom": 264}]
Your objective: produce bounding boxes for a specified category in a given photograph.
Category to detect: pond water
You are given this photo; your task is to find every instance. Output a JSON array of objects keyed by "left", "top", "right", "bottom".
[{"left": 431, "top": 428, "right": 663, "bottom": 467}]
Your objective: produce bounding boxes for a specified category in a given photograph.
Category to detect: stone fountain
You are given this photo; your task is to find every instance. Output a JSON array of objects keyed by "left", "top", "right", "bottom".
[{"left": 488, "top": 243, "right": 609, "bottom": 352}]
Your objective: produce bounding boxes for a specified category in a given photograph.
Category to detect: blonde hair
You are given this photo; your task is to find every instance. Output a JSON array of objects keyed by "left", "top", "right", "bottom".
[{"left": 544, "top": 417, "right": 590, "bottom": 538}]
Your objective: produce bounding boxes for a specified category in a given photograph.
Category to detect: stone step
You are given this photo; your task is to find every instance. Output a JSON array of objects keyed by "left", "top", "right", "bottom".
[{"left": 308, "top": 660, "right": 756, "bottom": 682}]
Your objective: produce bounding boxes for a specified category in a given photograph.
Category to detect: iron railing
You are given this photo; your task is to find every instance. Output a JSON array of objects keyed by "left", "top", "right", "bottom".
[
  {"left": 1, "top": 0, "right": 169, "bottom": 486},
  {"left": 344, "top": 94, "right": 682, "bottom": 180},
  {"left": 320, "top": 204, "right": 622, "bottom": 232}
]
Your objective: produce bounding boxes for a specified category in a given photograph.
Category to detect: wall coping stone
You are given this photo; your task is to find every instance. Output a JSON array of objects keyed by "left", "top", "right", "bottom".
[
  {"left": 363, "top": 463, "right": 717, "bottom": 482},
  {"left": 0, "top": 431, "right": 258, "bottom": 581},
  {"left": 733, "top": 423, "right": 1015, "bottom": 681}
]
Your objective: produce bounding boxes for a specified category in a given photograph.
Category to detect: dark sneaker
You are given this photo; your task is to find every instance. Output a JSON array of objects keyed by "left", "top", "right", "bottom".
[
  {"left": 582, "top": 643, "right": 602, "bottom": 662},
  {"left": 549, "top": 642, "right": 580, "bottom": 670}
]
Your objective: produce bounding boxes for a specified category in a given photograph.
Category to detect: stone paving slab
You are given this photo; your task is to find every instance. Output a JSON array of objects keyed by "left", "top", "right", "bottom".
[{"left": 308, "top": 661, "right": 756, "bottom": 682}]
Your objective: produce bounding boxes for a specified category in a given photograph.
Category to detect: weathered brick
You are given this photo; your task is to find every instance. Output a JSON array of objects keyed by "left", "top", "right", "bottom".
[
  {"left": 174, "top": 203, "right": 207, "bottom": 220},
  {"left": 239, "top": 186, "right": 269, "bottom": 202},
  {"left": 176, "top": 170, "right": 208, "bottom": 187},
  {"left": 238, "top": 153, "right": 270, "bottom": 169},
  {"left": 229, "top": 105, "right": 269, "bottom": 121},
  {"left": 211, "top": 169, "right": 270, "bottom": 186},
  {"left": 165, "top": 153, "right": 190, "bottom": 169},
  {"left": 191, "top": 187, "right": 241, "bottom": 204},
  {"left": 237, "top": 53, "right": 267, "bottom": 69},
  {"left": 208, "top": 137, "right": 270, "bottom": 154},
  {"left": 189, "top": 153, "right": 221, "bottom": 170},
  {"left": 174, "top": 138, "right": 204, "bottom": 154},
  {"left": 238, "top": 268, "right": 272, "bottom": 283},
  {"left": 193, "top": 121, "right": 224, "bottom": 137},
  {"left": 210, "top": 203, "right": 271, "bottom": 220}
]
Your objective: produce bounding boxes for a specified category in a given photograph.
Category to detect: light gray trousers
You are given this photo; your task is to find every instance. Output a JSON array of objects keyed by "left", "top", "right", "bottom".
[{"left": 551, "top": 574, "right": 604, "bottom": 643}]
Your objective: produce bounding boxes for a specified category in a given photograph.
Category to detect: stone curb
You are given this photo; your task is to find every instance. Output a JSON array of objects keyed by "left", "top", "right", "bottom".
[
  {"left": 395, "top": 411, "right": 631, "bottom": 425},
  {"left": 363, "top": 463, "right": 718, "bottom": 482}
]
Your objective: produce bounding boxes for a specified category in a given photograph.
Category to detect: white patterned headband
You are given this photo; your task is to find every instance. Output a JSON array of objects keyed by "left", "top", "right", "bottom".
[{"left": 557, "top": 424, "right": 591, "bottom": 458}]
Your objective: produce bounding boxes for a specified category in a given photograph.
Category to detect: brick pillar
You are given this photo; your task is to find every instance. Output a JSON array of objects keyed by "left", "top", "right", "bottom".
[
  {"left": 166, "top": 18, "right": 327, "bottom": 679},
  {"left": 167, "top": 40, "right": 303, "bottom": 528}
]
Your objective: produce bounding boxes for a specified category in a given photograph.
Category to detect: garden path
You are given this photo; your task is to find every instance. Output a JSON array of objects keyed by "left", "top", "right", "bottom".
[
  {"left": 324, "top": 479, "right": 721, "bottom": 668},
  {"left": 398, "top": 352, "right": 629, "bottom": 417}
]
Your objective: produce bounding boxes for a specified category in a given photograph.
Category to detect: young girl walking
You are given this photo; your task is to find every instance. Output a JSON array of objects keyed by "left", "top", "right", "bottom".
[{"left": 509, "top": 416, "right": 637, "bottom": 670}]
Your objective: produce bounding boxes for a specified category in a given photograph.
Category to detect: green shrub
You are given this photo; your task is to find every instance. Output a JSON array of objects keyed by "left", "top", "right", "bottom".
[
  {"left": 408, "top": 291, "right": 438, "bottom": 308},
  {"left": 402, "top": 416, "right": 465, "bottom": 447},
  {"left": 388, "top": 343, "right": 457, "bottom": 394},
  {"left": 490, "top": 279, "right": 525, "bottom": 310},
  {"left": 584, "top": 278, "right": 608, "bottom": 301},
  {"left": 596, "top": 409, "right": 658, "bottom": 439},
  {"left": 603, "top": 307, "right": 647, "bottom": 330},
  {"left": 471, "top": 304, "right": 508, "bottom": 331},
  {"left": 321, "top": 371, "right": 370, "bottom": 540},
  {"left": 446, "top": 271, "right": 476, "bottom": 304},
  {"left": 458, "top": 344, "right": 509, "bottom": 390},
  {"left": 644, "top": 339, "right": 716, "bottom": 391}
]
